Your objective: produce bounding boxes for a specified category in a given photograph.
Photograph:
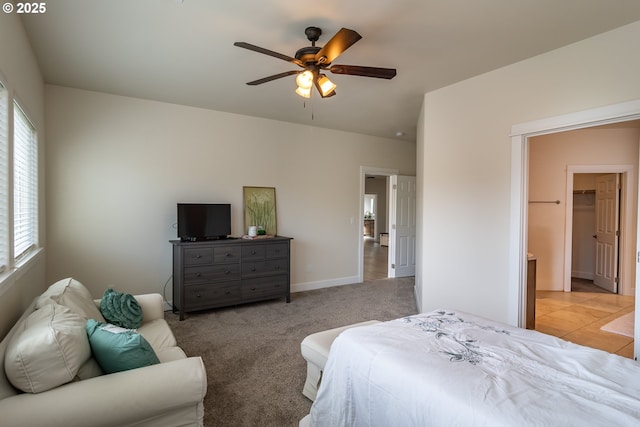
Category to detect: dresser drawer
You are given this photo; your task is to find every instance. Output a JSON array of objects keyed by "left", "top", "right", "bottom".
[
  {"left": 213, "top": 246, "right": 241, "bottom": 264},
  {"left": 183, "top": 247, "right": 214, "bottom": 265},
  {"left": 184, "top": 283, "right": 240, "bottom": 309},
  {"left": 184, "top": 264, "right": 240, "bottom": 284},
  {"left": 242, "top": 259, "right": 288, "bottom": 277},
  {"left": 241, "top": 276, "right": 288, "bottom": 300},
  {"left": 265, "top": 243, "right": 288, "bottom": 259},
  {"left": 241, "top": 245, "right": 266, "bottom": 260}
]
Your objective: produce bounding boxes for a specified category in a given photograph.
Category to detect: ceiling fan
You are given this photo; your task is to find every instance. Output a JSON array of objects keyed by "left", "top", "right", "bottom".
[{"left": 234, "top": 26, "right": 397, "bottom": 99}]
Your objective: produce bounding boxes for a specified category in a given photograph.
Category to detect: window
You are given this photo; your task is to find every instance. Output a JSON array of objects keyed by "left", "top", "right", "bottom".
[
  {"left": 0, "top": 79, "right": 40, "bottom": 283},
  {"left": 13, "top": 102, "right": 38, "bottom": 260},
  {"left": 0, "top": 83, "right": 7, "bottom": 270}
]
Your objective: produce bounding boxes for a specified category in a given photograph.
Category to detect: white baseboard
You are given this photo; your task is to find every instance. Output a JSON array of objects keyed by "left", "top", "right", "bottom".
[
  {"left": 291, "top": 276, "right": 361, "bottom": 293},
  {"left": 571, "top": 271, "right": 594, "bottom": 280}
]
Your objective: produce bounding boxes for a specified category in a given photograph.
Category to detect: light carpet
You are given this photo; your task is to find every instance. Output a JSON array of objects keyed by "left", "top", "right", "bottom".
[
  {"left": 600, "top": 311, "right": 635, "bottom": 338},
  {"left": 165, "top": 277, "right": 417, "bottom": 427}
]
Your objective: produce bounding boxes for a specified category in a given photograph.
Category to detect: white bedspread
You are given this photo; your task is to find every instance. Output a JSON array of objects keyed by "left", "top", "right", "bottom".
[{"left": 307, "top": 310, "right": 640, "bottom": 426}]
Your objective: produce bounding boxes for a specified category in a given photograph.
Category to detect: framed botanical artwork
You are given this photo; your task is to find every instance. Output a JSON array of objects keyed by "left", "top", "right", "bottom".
[{"left": 243, "top": 186, "right": 277, "bottom": 236}]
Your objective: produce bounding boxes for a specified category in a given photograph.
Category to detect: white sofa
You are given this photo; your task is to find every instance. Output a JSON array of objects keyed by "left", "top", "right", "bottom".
[{"left": 0, "top": 278, "right": 207, "bottom": 427}]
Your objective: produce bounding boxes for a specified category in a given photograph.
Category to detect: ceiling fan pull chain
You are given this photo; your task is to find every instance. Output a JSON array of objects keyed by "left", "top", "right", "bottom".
[{"left": 311, "top": 94, "right": 315, "bottom": 120}]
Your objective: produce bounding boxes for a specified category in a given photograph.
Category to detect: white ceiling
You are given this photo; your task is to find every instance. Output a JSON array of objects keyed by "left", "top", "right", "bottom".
[{"left": 19, "top": 0, "right": 640, "bottom": 142}]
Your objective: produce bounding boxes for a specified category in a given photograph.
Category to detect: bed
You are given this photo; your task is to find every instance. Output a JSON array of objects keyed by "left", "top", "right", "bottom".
[{"left": 301, "top": 310, "right": 640, "bottom": 426}]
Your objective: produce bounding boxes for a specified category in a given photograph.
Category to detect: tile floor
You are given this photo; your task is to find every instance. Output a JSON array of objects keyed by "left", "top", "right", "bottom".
[{"left": 535, "top": 284, "right": 635, "bottom": 359}]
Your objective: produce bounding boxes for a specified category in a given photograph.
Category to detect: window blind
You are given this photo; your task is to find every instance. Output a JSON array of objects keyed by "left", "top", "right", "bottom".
[
  {"left": 0, "top": 83, "right": 7, "bottom": 270},
  {"left": 13, "top": 102, "right": 37, "bottom": 260}
]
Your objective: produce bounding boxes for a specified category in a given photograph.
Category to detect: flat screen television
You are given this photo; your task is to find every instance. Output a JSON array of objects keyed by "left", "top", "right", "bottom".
[{"left": 177, "top": 203, "right": 231, "bottom": 241}]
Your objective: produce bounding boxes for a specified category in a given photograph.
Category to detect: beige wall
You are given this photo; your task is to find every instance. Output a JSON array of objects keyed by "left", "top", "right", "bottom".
[
  {"left": 0, "top": 12, "right": 46, "bottom": 338},
  {"left": 45, "top": 86, "right": 416, "bottom": 299},
  {"left": 528, "top": 125, "right": 639, "bottom": 292},
  {"left": 418, "top": 21, "right": 640, "bottom": 323}
]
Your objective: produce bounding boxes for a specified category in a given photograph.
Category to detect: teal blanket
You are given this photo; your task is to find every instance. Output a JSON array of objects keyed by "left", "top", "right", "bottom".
[{"left": 99, "top": 288, "right": 143, "bottom": 329}]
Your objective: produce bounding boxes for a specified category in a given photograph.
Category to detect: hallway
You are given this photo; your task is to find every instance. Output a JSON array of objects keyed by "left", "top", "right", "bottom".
[{"left": 363, "top": 237, "right": 388, "bottom": 281}]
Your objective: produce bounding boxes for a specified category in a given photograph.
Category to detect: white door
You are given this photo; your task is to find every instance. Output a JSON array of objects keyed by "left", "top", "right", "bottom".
[
  {"left": 389, "top": 175, "right": 416, "bottom": 277},
  {"left": 594, "top": 173, "right": 620, "bottom": 293}
]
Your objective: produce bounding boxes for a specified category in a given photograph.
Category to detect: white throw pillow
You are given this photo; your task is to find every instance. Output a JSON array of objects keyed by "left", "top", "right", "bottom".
[
  {"left": 4, "top": 304, "right": 91, "bottom": 393},
  {"left": 36, "top": 277, "right": 105, "bottom": 322}
]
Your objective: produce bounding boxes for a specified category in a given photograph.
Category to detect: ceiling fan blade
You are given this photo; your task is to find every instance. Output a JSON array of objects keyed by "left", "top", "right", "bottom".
[
  {"left": 329, "top": 64, "right": 397, "bottom": 79},
  {"left": 234, "top": 42, "right": 303, "bottom": 67},
  {"left": 245, "top": 70, "right": 300, "bottom": 86},
  {"left": 314, "top": 28, "right": 362, "bottom": 64}
]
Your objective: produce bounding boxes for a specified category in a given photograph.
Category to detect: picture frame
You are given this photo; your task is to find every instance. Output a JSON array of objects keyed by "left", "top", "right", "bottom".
[{"left": 243, "top": 186, "right": 277, "bottom": 236}]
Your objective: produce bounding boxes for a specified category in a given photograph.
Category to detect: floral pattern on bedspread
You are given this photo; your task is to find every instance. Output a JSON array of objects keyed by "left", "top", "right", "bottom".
[{"left": 401, "top": 310, "right": 510, "bottom": 365}]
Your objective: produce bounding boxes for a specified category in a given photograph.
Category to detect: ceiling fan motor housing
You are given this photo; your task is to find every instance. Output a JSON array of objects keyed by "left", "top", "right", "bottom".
[{"left": 295, "top": 46, "right": 322, "bottom": 65}]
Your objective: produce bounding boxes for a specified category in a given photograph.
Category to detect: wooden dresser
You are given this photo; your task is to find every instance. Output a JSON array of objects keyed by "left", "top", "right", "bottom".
[
  {"left": 171, "top": 236, "right": 292, "bottom": 320},
  {"left": 363, "top": 219, "right": 374, "bottom": 236}
]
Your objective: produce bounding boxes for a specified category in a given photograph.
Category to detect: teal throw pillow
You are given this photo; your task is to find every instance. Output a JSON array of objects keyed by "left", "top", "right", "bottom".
[
  {"left": 99, "top": 288, "right": 143, "bottom": 329},
  {"left": 86, "top": 319, "right": 159, "bottom": 374}
]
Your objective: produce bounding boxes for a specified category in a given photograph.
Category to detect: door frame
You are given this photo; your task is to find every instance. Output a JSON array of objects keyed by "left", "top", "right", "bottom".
[
  {"left": 509, "top": 99, "right": 640, "bottom": 360},
  {"left": 564, "top": 167, "right": 633, "bottom": 294},
  {"left": 358, "top": 166, "right": 398, "bottom": 283}
]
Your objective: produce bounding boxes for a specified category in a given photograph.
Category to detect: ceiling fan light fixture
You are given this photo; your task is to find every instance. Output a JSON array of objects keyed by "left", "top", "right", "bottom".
[
  {"left": 317, "top": 74, "right": 336, "bottom": 97},
  {"left": 295, "top": 86, "right": 311, "bottom": 98},
  {"left": 295, "top": 70, "right": 314, "bottom": 89}
]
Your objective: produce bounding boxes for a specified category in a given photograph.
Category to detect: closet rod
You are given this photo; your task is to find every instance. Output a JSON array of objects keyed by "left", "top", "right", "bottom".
[{"left": 528, "top": 200, "right": 560, "bottom": 204}]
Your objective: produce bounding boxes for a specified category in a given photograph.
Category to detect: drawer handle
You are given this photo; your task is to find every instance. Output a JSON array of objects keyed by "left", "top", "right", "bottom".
[
  {"left": 225, "top": 290, "right": 231, "bottom": 295},
  {"left": 250, "top": 267, "right": 256, "bottom": 272},
  {"left": 196, "top": 255, "right": 202, "bottom": 259},
  {"left": 226, "top": 253, "right": 232, "bottom": 257},
  {"left": 196, "top": 293, "right": 201, "bottom": 298},
  {"left": 250, "top": 287, "right": 256, "bottom": 291},
  {"left": 251, "top": 250, "right": 257, "bottom": 255},
  {"left": 196, "top": 273, "right": 202, "bottom": 277},
  {"left": 225, "top": 270, "right": 230, "bottom": 275},
  {"left": 274, "top": 265, "right": 280, "bottom": 270}
]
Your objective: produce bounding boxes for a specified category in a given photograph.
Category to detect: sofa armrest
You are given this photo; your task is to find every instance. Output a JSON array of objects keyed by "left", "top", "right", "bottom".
[
  {"left": 0, "top": 357, "right": 207, "bottom": 427},
  {"left": 132, "top": 293, "right": 165, "bottom": 322},
  {"left": 93, "top": 293, "right": 165, "bottom": 323}
]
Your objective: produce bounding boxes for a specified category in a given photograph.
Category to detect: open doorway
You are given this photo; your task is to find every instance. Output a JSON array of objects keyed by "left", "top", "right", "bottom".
[
  {"left": 511, "top": 101, "right": 640, "bottom": 360},
  {"left": 359, "top": 166, "right": 416, "bottom": 283},
  {"left": 358, "top": 166, "right": 398, "bottom": 283},
  {"left": 528, "top": 128, "right": 637, "bottom": 357},
  {"left": 363, "top": 176, "right": 389, "bottom": 281},
  {"left": 570, "top": 172, "right": 626, "bottom": 294}
]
